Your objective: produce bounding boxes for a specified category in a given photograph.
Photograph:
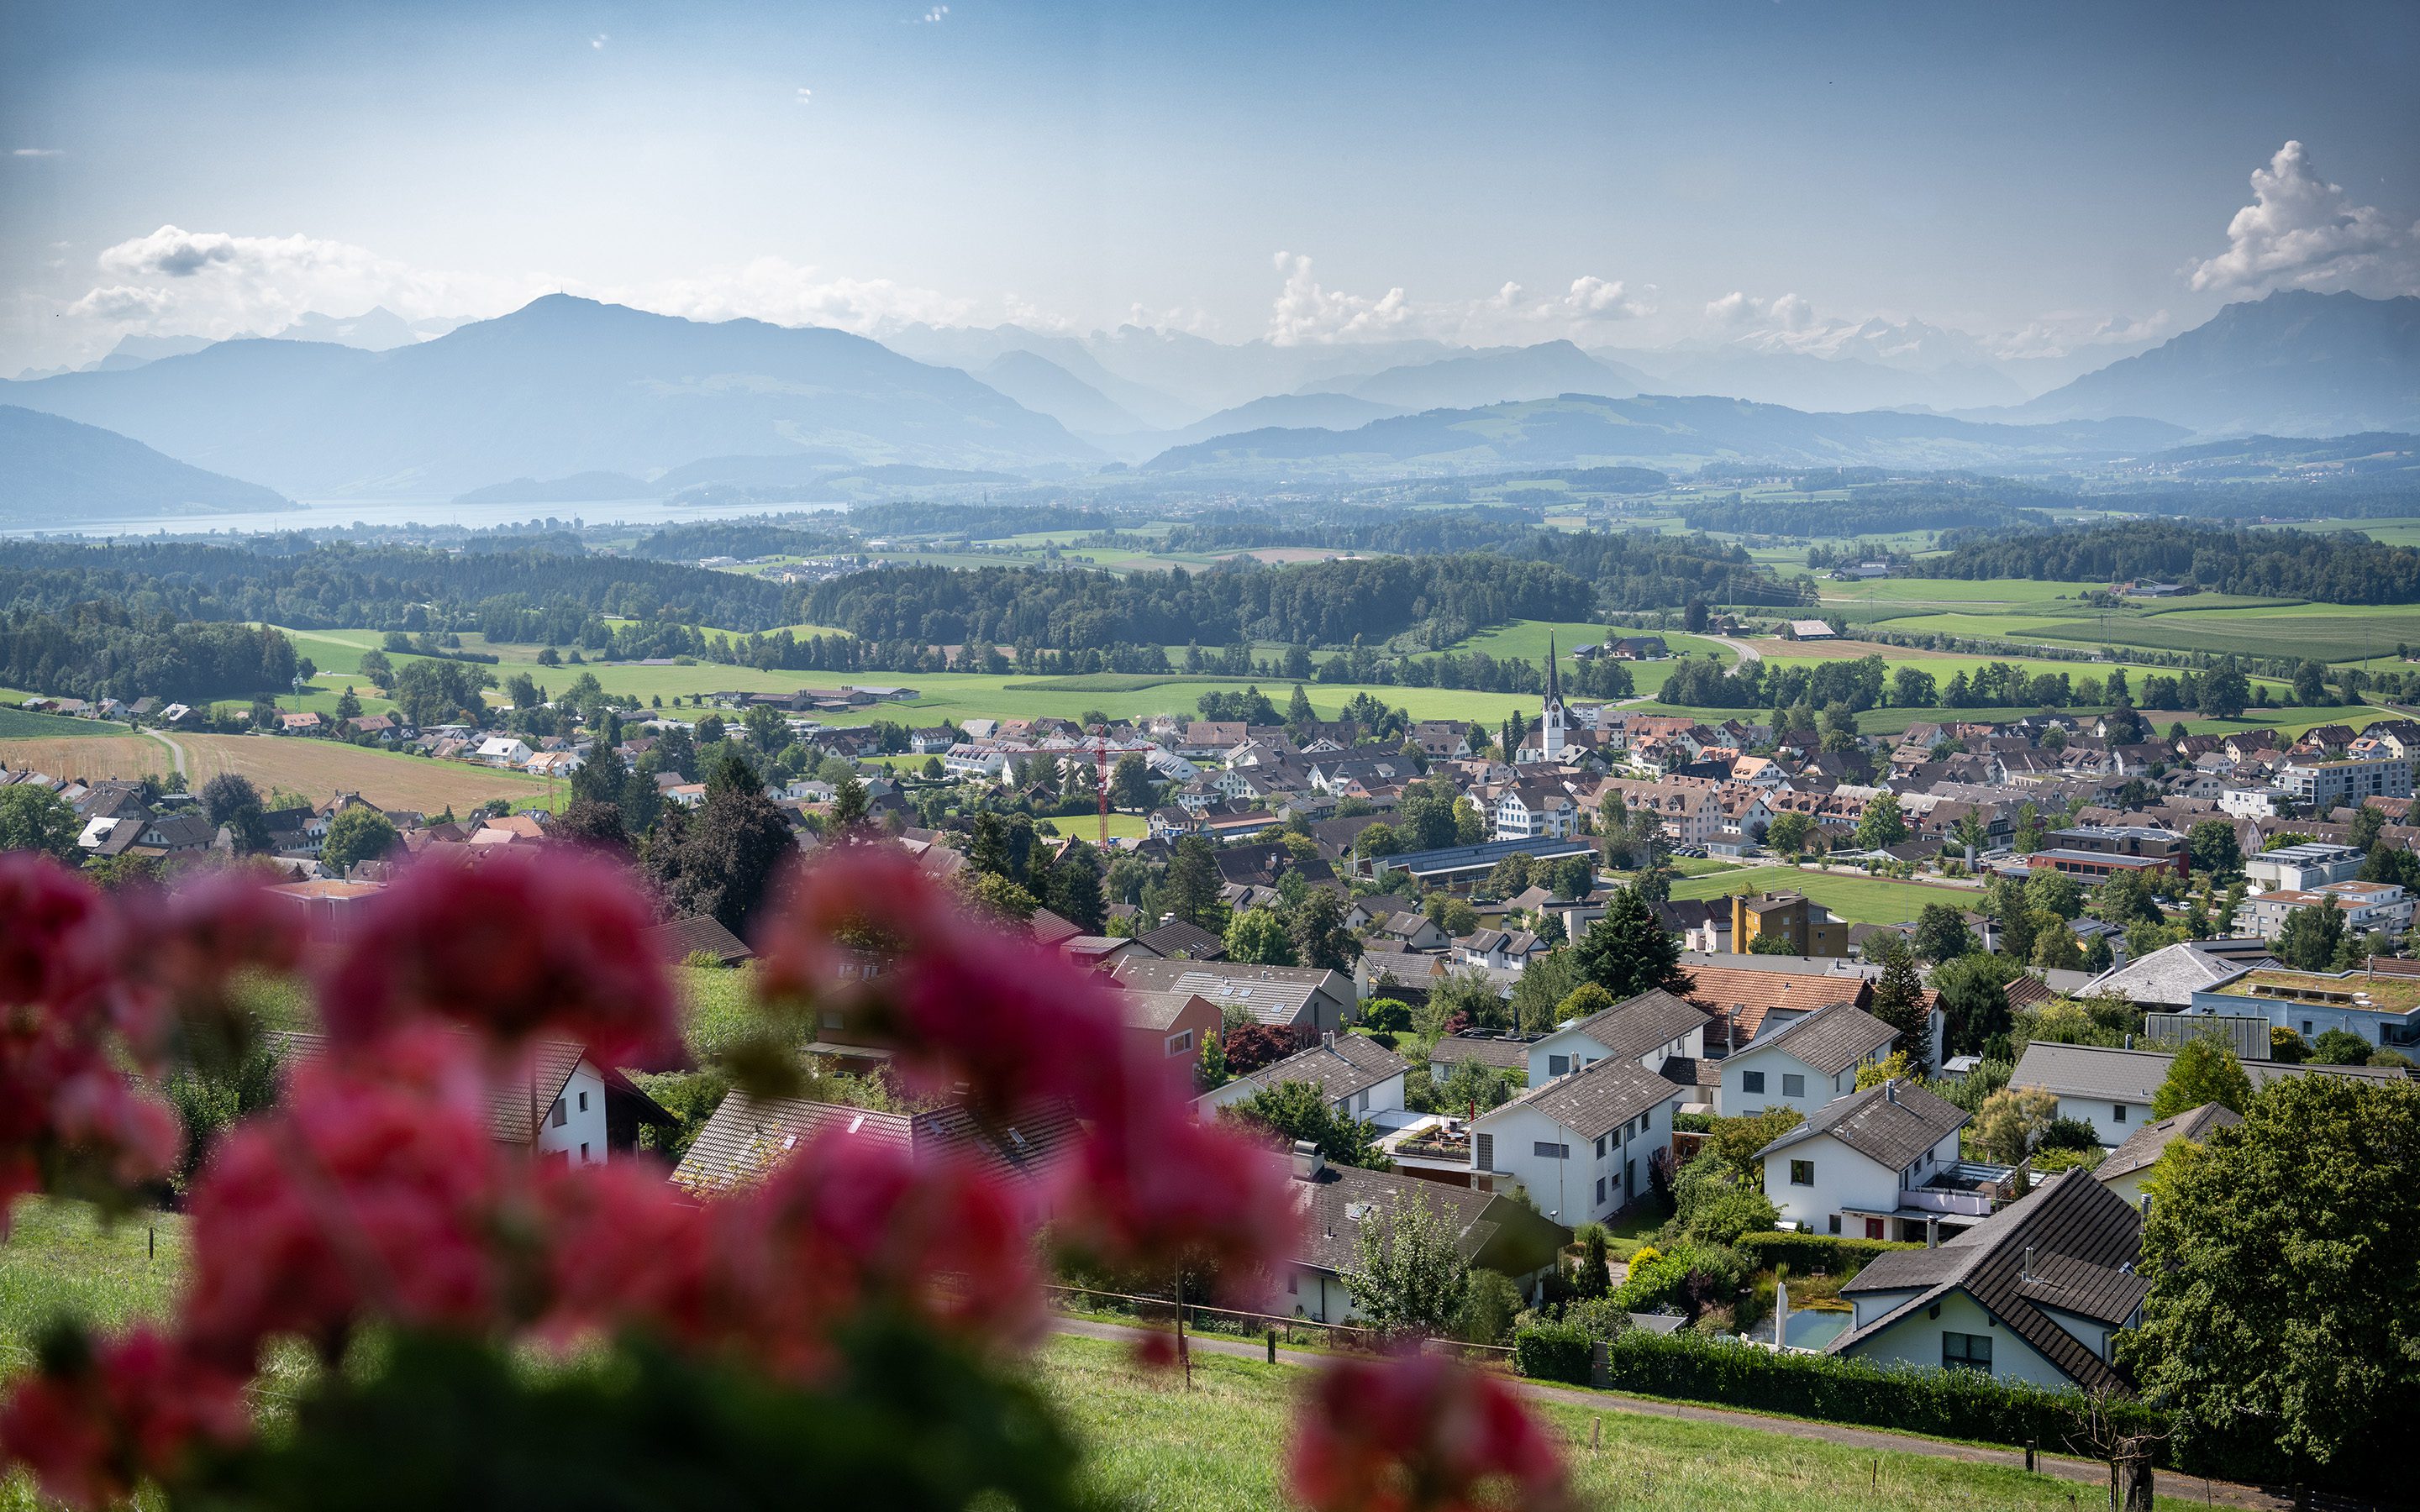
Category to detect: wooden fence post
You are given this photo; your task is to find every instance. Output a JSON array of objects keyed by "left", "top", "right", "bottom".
[{"left": 2109, "top": 1436, "right": 2154, "bottom": 1512}]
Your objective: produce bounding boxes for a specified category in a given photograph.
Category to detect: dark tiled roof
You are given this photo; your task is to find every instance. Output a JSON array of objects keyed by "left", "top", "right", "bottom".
[
  {"left": 1562, "top": 988, "right": 1712, "bottom": 1063},
  {"left": 1739, "top": 1000, "right": 1897, "bottom": 1078},
  {"left": 671, "top": 1090, "right": 1081, "bottom": 1195},
  {"left": 1136, "top": 920, "right": 1228, "bottom": 960},
  {"left": 1760, "top": 1079, "right": 1966, "bottom": 1173},
  {"left": 1429, "top": 1033, "right": 1535, "bottom": 1072},
  {"left": 1485, "top": 1054, "right": 1677, "bottom": 1143},
  {"left": 1658, "top": 1055, "right": 1723, "bottom": 1091},
  {"left": 1834, "top": 1169, "right": 2148, "bottom": 1394},
  {"left": 1117, "top": 989, "right": 1208, "bottom": 1033},
  {"left": 2096, "top": 1102, "right": 2242, "bottom": 1184},
  {"left": 1228, "top": 1034, "right": 1408, "bottom": 1104},
  {"left": 1289, "top": 1161, "right": 1564, "bottom": 1279},
  {"left": 2012, "top": 1042, "right": 2410, "bottom": 1105},
  {"left": 644, "top": 914, "right": 756, "bottom": 965}
]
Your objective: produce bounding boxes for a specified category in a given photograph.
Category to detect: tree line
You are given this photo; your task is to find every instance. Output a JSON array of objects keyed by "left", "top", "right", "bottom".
[
  {"left": 1917, "top": 520, "right": 2420, "bottom": 603},
  {"left": 0, "top": 605, "right": 298, "bottom": 702}
]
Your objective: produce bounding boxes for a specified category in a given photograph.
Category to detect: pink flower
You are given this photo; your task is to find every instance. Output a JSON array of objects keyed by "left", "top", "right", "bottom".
[
  {"left": 319, "top": 848, "right": 679, "bottom": 1067},
  {"left": 0, "top": 853, "right": 120, "bottom": 1015},
  {"left": 1292, "top": 1354, "right": 1573, "bottom": 1512},
  {"left": 115, "top": 869, "right": 307, "bottom": 1063},
  {"left": 1056, "top": 1085, "right": 1302, "bottom": 1286},
  {"left": 181, "top": 1027, "right": 510, "bottom": 1365},
  {"left": 532, "top": 1157, "right": 712, "bottom": 1346},
  {"left": 0, "top": 1327, "right": 250, "bottom": 1510}
]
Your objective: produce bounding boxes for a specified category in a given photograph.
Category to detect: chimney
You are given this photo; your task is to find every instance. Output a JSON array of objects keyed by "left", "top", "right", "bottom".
[
  {"left": 1322, "top": 1030, "right": 1335, "bottom": 1049},
  {"left": 1926, "top": 1216, "right": 1939, "bottom": 1248},
  {"left": 1886, "top": 1079, "right": 1899, "bottom": 1105},
  {"left": 1291, "top": 1140, "right": 1324, "bottom": 1182},
  {"left": 2139, "top": 1194, "right": 2153, "bottom": 1221},
  {"left": 2021, "top": 1244, "right": 2035, "bottom": 1283}
]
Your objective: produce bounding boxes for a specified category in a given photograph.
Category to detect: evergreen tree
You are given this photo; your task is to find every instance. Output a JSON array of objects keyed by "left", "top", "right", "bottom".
[
  {"left": 1163, "top": 834, "right": 1223, "bottom": 928},
  {"left": 1570, "top": 887, "right": 1686, "bottom": 1001},
  {"left": 1046, "top": 840, "right": 1108, "bottom": 935},
  {"left": 1286, "top": 887, "right": 1360, "bottom": 971},
  {"left": 1865, "top": 937, "right": 1932, "bottom": 1072}
]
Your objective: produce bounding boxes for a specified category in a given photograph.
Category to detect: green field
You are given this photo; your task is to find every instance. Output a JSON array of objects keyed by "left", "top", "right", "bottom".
[
  {"left": 1668, "top": 868, "right": 1979, "bottom": 926},
  {"left": 1039, "top": 1335, "right": 2206, "bottom": 1512},
  {"left": 0, "top": 706, "right": 130, "bottom": 738},
  {"left": 2033, "top": 606, "right": 2420, "bottom": 663}
]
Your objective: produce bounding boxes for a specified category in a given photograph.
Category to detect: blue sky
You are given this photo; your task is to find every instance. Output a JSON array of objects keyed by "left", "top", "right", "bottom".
[{"left": 3, "top": 0, "right": 2416, "bottom": 370}]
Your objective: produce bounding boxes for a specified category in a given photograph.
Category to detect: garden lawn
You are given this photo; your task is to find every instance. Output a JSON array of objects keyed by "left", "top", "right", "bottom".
[
  {"left": 0, "top": 1197, "right": 186, "bottom": 1360},
  {"left": 1667, "top": 869, "right": 1978, "bottom": 927},
  {"left": 0, "top": 707, "right": 132, "bottom": 738},
  {"left": 1036, "top": 1335, "right": 2208, "bottom": 1512}
]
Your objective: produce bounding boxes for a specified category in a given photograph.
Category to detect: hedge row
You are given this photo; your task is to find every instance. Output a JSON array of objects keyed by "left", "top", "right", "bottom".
[
  {"left": 1512, "top": 1325, "right": 2166, "bottom": 1458},
  {"left": 1732, "top": 1231, "right": 1918, "bottom": 1275}
]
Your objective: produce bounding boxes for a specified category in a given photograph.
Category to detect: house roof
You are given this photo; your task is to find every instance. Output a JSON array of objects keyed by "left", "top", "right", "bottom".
[
  {"left": 1734, "top": 999, "right": 1897, "bottom": 1078},
  {"left": 274, "top": 1031, "right": 670, "bottom": 1146},
  {"left": 1028, "top": 908, "right": 1084, "bottom": 948},
  {"left": 2096, "top": 1101, "right": 2243, "bottom": 1185},
  {"left": 644, "top": 914, "right": 756, "bottom": 966},
  {"left": 1112, "top": 958, "right": 1345, "bottom": 1026},
  {"left": 671, "top": 1089, "right": 1081, "bottom": 1195},
  {"left": 2011, "top": 1041, "right": 2409, "bottom": 1105},
  {"left": 1684, "top": 961, "right": 1875, "bottom": 1044},
  {"left": 1116, "top": 989, "right": 1213, "bottom": 1033},
  {"left": 1554, "top": 988, "right": 1712, "bottom": 1064},
  {"left": 1289, "top": 1158, "right": 1563, "bottom": 1279},
  {"left": 1224, "top": 1034, "right": 1409, "bottom": 1105},
  {"left": 1482, "top": 1053, "right": 1677, "bottom": 1143},
  {"left": 1429, "top": 1032, "right": 1535, "bottom": 1072},
  {"left": 1135, "top": 919, "right": 1228, "bottom": 960},
  {"left": 1759, "top": 1079, "right": 1966, "bottom": 1172},
  {"left": 1834, "top": 1168, "right": 2148, "bottom": 1394},
  {"left": 2076, "top": 942, "right": 2254, "bottom": 1007}
]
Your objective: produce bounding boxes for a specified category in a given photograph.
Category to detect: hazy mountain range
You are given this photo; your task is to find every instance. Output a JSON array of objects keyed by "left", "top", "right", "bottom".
[
  {"left": 0, "top": 289, "right": 2412, "bottom": 516},
  {"left": 0, "top": 405, "right": 289, "bottom": 522}
]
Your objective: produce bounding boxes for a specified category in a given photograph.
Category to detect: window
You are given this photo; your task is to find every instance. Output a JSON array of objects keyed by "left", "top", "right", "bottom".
[
  {"left": 549, "top": 1098, "right": 566, "bottom": 1129},
  {"left": 578, "top": 1142, "right": 590, "bottom": 1162},
  {"left": 1827, "top": 1215, "right": 1842, "bottom": 1236},
  {"left": 1782, "top": 1074, "right": 1806, "bottom": 1099},
  {"left": 1942, "top": 1332, "right": 1993, "bottom": 1373},
  {"left": 2112, "top": 1103, "right": 2128, "bottom": 1123},
  {"left": 1549, "top": 1054, "right": 1570, "bottom": 1077},
  {"left": 1596, "top": 1178, "right": 1607, "bottom": 1205},
  {"left": 1789, "top": 1159, "right": 1814, "bottom": 1186},
  {"left": 576, "top": 1090, "right": 588, "bottom": 1113},
  {"left": 1594, "top": 1136, "right": 1607, "bottom": 1159},
  {"left": 1742, "top": 1070, "right": 1766, "bottom": 1094},
  {"left": 1357, "top": 1089, "right": 1370, "bottom": 1112},
  {"left": 1286, "top": 1273, "right": 1298, "bottom": 1295},
  {"left": 1165, "top": 1029, "right": 1193, "bottom": 1057},
  {"left": 1533, "top": 1141, "right": 1570, "bottom": 1160},
  {"left": 1475, "top": 1132, "right": 1493, "bottom": 1170}
]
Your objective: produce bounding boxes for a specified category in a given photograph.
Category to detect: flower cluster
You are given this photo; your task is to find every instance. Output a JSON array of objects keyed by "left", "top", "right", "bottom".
[
  {"left": 1292, "top": 1353, "right": 1574, "bottom": 1512},
  {"left": 0, "top": 843, "right": 1570, "bottom": 1510}
]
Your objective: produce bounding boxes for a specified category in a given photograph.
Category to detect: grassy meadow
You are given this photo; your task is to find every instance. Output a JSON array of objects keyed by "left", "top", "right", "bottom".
[{"left": 1665, "top": 868, "right": 1981, "bottom": 927}]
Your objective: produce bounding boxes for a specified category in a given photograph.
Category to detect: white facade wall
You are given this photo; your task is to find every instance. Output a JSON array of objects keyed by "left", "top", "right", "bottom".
[
  {"left": 2049, "top": 1094, "right": 2149, "bottom": 1147},
  {"left": 1762, "top": 1126, "right": 1962, "bottom": 1236},
  {"left": 534, "top": 1062, "right": 611, "bottom": 1167},
  {"left": 1525, "top": 1021, "right": 1706, "bottom": 1085},
  {"left": 1841, "top": 1289, "right": 2071, "bottom": 1389},
  {"left": 1722, "top": 1047, "right": 1865, "bottom": 1123},
  {"left": 1475, "top": 1100, "right": 1660, "bottom": 1227}
]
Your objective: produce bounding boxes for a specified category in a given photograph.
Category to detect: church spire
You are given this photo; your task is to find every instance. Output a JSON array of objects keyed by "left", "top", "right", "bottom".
[{"left": 1545, "top": 633, "right": 1562, "bottom": 706}]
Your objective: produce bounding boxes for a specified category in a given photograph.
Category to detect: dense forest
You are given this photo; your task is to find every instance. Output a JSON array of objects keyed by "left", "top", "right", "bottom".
[
  {"left": 802, "top": 553, "right": 1597, "bottom": 650},
  {"left": 1680, "top": 491, "right": 2053, "bottom": 538},
  {"left": 1148, "top": 514, "right": 1803, "bottom": 609},
  {"left": 0, "top": 606, "right": 297, "bottom": 702},
  {"left": 0, "top": 539, "right": 802, "bottom": 633},
  {"left": 1917, "top": 521, "right": 2420, "bottom": 602}
]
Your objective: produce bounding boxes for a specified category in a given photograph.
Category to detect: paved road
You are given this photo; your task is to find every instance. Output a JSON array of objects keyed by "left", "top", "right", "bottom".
[
  {"left": 1707, "top": 634, "right": 1764, "bottom": 665},
  {"left": 1052, "top": 1316, "right": 2295, "bottom": 1510},
  {"left": 144, "top": 729, "right": 188, "bottom": 780}
]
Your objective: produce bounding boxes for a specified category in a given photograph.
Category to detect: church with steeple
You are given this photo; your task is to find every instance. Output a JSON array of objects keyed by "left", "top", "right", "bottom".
[{"left": 1514, "top": 633, "right": 1570, "bottom": 765}]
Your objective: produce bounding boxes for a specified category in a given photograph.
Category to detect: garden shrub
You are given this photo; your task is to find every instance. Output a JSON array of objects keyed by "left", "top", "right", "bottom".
[
  {"left": 1509, "top": 1320, "right": 1592, "bottom": 1384},
  {"left": 1731, "top": 1231, "right": 1918, "bottom": 1276}
]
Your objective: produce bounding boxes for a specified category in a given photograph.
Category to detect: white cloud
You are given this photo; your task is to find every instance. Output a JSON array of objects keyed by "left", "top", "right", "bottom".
[
  {"left": 616, "top": 255, "right": 976, "bottom": 333},
  {"left": 1704, "top": 291, "right": 1815, "bottom": 331},
  {"left": 911, "top": 4, "right": 947, "bottom": 20},
  {"left": 795, "top": 87, "right": 813, "bottom": 105},
  {"left": 2188, "top": 139, "right": 2417, "bottom": 296},
  {"left": 1266, "top": 253, "right": 1646, "bottom": 346},
  {"left": 588, "top": 33, "right": 608, "bottom": 49},
  {"left": 63, "top": 224, "right": 516, "bottom": 345},
  {"left": 11, "top": 148, "right": 63, "bottom": 158},
  {"left": 1266, "top": 252, "right": 1410, "bottom": 344},
  {"left": 1987, "top": 309, "right": 2172, "bottom": 362}
]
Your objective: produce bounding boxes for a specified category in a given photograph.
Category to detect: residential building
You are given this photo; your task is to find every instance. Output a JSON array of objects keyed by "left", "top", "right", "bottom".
[
  {"left": 2281, "top": 752, "right": 2413, "bottom": 811},
  {"left": 1110, "top": 958, "right": 1355, "bottom": 1033},
  {"left": 2095, "top": 1103, "right": 2241, "bottom": 1209},
  {"left": 1196, "top": 1032, "right": 1411, "bottom": 1121},
  {"left": 1280, "top": 1144, "right": 1566, "bottom": 1321},
  {"left": 671, "top": 1091, "right": 1078, "bottom": 1196},
  {"left": 2234, "top": 880, "right": 2412, "bottom": 942},
  {"left": 2187, "top": 963, "right": 2420, "bottom": 1053},
  {"left": 1491, "top": 784, "right": 1578, "bottom": 842},
  {"left": 1757, "top": 1079, "right": 1975, "bottom": 1241},
  {"left": 1720, "top": 1001, "right": 1898, "bottom": 1120},
  {"left": 1728, "top": 891, "right": 1848, "bottom": 957},
  {"left": 2009, "top": 1041, "right": 2409, "bottom": 1145},
  {"left": 1523, "top": 988, "right": 1709, "bottom": 1085},
  {"left": 1114, "top": 990, "right": 1223, "bottom": 1067},
  {"left": 1362, "top": 835, "right": 1596, "bottom": 895},
  {"left": 2243, "top": 841, "right": 2365, "bottom": 892},
  {"left": 1831, "top": 1169, "right": 2148, "bottom": 1392},
  {"left": 1471, "top": 1055, "right": 1677, "bottom": 1224}
]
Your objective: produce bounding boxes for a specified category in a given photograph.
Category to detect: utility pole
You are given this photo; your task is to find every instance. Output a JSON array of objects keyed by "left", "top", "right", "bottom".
[{"left": 1091, "top": 724, "right": 1113, "bottom": 848}]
